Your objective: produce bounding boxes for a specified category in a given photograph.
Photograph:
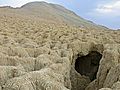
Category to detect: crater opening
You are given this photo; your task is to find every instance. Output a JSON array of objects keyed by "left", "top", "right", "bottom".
[{"left": 75, "top": 51, "right": 102, "bottom": 81}]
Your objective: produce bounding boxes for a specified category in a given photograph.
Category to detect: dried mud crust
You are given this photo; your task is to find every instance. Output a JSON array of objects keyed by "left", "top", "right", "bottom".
[{"left": 0, "top": 7, "right": 120, "bottom": 90}]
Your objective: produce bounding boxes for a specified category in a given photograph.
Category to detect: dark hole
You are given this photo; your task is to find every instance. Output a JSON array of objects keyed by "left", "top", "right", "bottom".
[{"left": 75, "top": 51, "right": 102, "bottom": 81}]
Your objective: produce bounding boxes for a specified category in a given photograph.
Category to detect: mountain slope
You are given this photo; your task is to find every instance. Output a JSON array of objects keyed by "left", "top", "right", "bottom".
[
  {"left": 20, "top": 2, "right": 110, "bottom": 30},
  {"left": 1, "top": 1, "right": 110, "bottom": 30}
]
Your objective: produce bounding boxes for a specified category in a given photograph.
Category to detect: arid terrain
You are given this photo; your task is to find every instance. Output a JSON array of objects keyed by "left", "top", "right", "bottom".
[{"left": 0, "top": 2, "right": 120, "bottom": 90}]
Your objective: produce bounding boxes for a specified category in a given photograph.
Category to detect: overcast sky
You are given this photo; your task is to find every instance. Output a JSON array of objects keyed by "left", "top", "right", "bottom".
[{"left": 0, "top": 0, "right": 120, "bottom": 29}]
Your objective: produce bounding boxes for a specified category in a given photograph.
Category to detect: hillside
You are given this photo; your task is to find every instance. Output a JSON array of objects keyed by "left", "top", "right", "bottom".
[{"left": 0, "top": 1, "right": 120, "bottom": 90}]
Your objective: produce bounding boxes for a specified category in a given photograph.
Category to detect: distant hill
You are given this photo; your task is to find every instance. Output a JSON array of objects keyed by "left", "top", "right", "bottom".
[
  {"left": 0, "top": 1, "right": 110, "bottom": 30},
  {"left": 20, "top": 2, "right": 110, "bottom": 30}
]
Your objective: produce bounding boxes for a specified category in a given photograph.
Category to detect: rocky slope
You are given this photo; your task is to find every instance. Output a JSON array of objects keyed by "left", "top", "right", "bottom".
[{"left": 0, "top": 1, "right": 120, "bottom": 90}]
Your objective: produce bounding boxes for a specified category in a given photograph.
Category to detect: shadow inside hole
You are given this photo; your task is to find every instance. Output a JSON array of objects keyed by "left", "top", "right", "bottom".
[{"left": 75, "top": 51, "right": 102, "bottom": 81}]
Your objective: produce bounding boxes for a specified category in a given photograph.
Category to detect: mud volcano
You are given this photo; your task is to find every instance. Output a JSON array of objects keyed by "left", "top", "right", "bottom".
[{"left": 75, "top": 51, "right": 102, "bottom": 81}]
